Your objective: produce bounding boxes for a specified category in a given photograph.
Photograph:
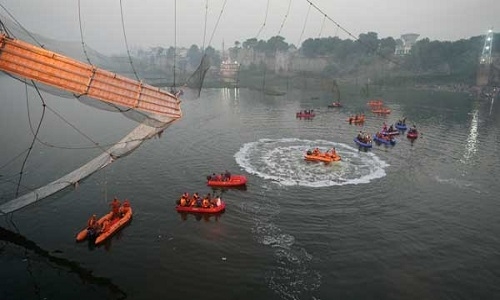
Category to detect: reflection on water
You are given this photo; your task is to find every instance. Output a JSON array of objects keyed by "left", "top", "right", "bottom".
[
  {"left": 461, "top": 108, "right": 479, "bottom": 164},
  {"left": 0, "top": 224, "right": 127, "bottom": 299}
]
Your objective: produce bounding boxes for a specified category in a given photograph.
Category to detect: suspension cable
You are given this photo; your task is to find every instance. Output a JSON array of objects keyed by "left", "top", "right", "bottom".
[
  {"left": 318, "top": 14, "right": 326, "bottom": 38},
  {"left": 297, "top": 3, "right": 311, "bottom": 47},
  {"left": 15, "top": 81, "right": 46, "bottom": 197},
  {"left": 255, "top": 0, "right": 270, "bottom": 39},
  {"left": 119, "top": 0, "right": 140, "bottom": 82},
  {"left": 77, "top": 0, "right": 92, "bottom": 65},
  {"left": 277, "top": 0, "right": 292, "bottom": 36},
  {"left": 207, "top": 0, "right": 228, "bottom": 47}
]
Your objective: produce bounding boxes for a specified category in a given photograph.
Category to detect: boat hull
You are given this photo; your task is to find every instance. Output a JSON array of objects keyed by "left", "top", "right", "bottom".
[
  {"left": 395, "top": 124, "right": 407, "bottom": 131},
  {"left": 207, "top": 175, "right": 247, "bottom": 187},
  {"left": 176, "top": 201, "right": 226, "bottom": 214},
  {"left": 76, "top": 212, "right": 113, "bottom": 242},
  {"left": 95, "top": 208, "right": 133, "bottom": 245},
  {"left": 354, "top": 138, "right": 372, "bottom": 148},
  {"left": 373, "top": 135, "right": 396, "bottom": 145},
  {"left": 304, "top": 154, "right": 341, "bottom": 163},
  {"left": 296, "top": 113, "right": 315, "bottom": 118}
]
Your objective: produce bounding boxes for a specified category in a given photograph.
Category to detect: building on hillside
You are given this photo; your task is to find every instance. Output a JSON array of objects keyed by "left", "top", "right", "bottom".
[
  {"left": 395, "top": 33, "right": 419, "bottom": 55},
  {"left": 220, "top": 43, "right": 240, "bottom": 86}
]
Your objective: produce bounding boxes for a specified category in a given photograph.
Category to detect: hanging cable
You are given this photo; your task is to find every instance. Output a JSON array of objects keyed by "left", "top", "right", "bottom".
[
  {"left": 202, "top": 0, "right": 208, "bottom": 50},
  {"left": 15, "top": 81, "right": 46, "bottom": 197},
  {"left": 255, "top": 0, "right": 270, "bottom": 39},
  {"left": 304, "top": 0, "right": 401, "bottom": 66},
  {"left": 119, "top": 0, "right": 140, "bottom": 82},
  {"left": 297, "top": 3, "right": 311, "bottom": 47},
  {"left": 206, "top": 0, "right": 228, "bottom": 47},
  {"left": 173, "top": 0, "right": 177, "bottom": 88},
  {"left": 318, "top": 14, "right": 326, "bottom": 38},
  {"left": 277, "top": 0, "right": 292, "bottom": 36},
  {"left": 77, "top": 0, "right": 92, "bottom": 65},
  {"left": 0, "top": 3, "right": 40, "bottom": 45}
]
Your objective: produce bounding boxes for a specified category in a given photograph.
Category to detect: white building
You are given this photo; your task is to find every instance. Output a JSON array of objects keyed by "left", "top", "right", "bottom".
[{"left": 395, "top": 33, "right": 419, "bottom": 55}]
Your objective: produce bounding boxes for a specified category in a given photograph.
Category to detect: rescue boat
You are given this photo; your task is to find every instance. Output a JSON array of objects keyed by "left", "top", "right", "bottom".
[
  {"left": 95, "top": 207, "right": 133, "bottom": 245},
  {"left": 304, "top": 151, "right": 341, "bottom": 163},
  {"left": 207, "top": 175, "right": 247, "bottom": 187},
  {"left": 76, "top": 212, "right": 113, "bottom": 242},
  {"left": 176, "top": 200, "right": 226, "bottom": 214}
]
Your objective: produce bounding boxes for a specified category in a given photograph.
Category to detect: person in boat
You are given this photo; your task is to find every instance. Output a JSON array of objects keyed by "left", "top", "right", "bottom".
[
  {"left": 388, "top": 124, "right": 394, "bottom": 132},
  {"left": 383, "top": 122, "right": 387, "bottom": 131},
  {"left": 224, "top": 170, "right": 231, "bottom": 181},
  {"left": 110, "top": 197, "right": 121, "bottom": 220},
  {"left": 330, "top": 148, "right": 337, "bottom": 157},
  {"left": 120, "top": 200, "right": 131, "bottom": 216},
  {"left": 87, "top": 214, "right": 100, "bottom": 235},
  {"left": 357, "top": 131, "right": 363, "bottom": 140},
  {"left": 312, "top": 148, "right": 320, "bottom": 155},
  {"left": 402, "top": 117, "right": 406, "bottom": 125},
  {"left": 100, "top": 218, "right": 110, "bottom": 234},
  {"left": 179, "top": 193, "right": 189, "bottom": 207},
  {"left": 202, "top": 193, "right": 211, "bottom": 208},
  {"left": 215, "top": 173, "right": 222, "bottom": 181},
  {"left": 190, "top": 193, "right": 200, "bottom": 207},
  {"left": 210, "top": 195, "right": 219, "bottom": 207},
  {"left": 196, "top": 194, "right": 204, "bottom": 207}
]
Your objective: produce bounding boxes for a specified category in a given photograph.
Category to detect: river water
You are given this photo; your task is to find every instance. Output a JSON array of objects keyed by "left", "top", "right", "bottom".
[{"left": 1, "top": 77, "right": 500, "bottom": 300}]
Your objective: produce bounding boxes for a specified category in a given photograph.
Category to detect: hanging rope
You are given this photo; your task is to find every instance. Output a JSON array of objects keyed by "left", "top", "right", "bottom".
[
  {"left": 277, "top": 0, "right": 292, "bottom": 36},
  {"left": 318, "top": 14, "right": 326, "bottom": 38},
  {"left": 255, "top": 0, "right": 270, "bottom": 39},
  {"left": 77, "top": 0, "right": 92, "bottom": 66},
  {"left": 202, "top": 0, "right": 208, "bottom": 50},
  {"left": 173, "top": 0, "right": 177, "bottom": 87},
  {"left": 297, "top": 3, "right": 311, "bottom": 47},
  {"left": 206, "top": 0, "right": 228, "bottom": 47},
  {"left": 304, "top": 0, "right": 401, "bottom": 66},
  {"left": 0, "top": 3, "right": 40, "bottom": 46},
  {"left": 15, "top": 81, "right": 46, "bottom": 197},
  {"left": 119, "top": 0, "right": 140, "bottom": 82}
]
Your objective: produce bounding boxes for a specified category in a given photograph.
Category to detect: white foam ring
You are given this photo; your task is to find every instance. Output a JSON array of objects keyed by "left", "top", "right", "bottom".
[
  {"left": 235, "top": 139, "right": 389, "bottom": 299},
  {"left": 235, "top": 138, "right": 389, "bottom": 187}
]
